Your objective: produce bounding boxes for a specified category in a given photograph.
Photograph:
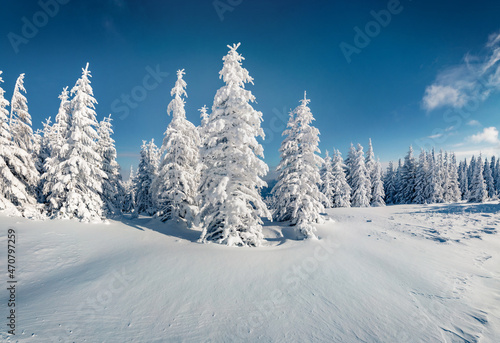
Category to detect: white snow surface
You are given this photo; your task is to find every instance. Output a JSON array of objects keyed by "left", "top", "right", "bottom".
[{"left": 1, "top": 202, "right": 499, "bottom": 342}]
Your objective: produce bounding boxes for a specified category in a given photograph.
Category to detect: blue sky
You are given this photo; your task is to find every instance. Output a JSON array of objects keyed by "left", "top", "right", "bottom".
[{"left": 1, "top": 0, "right": 500, "bottom": 174}]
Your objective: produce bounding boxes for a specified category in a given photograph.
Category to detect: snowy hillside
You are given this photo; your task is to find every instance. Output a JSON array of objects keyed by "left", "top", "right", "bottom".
[{"left": 1, "top": 202, "right": 499, "bottom": 342}]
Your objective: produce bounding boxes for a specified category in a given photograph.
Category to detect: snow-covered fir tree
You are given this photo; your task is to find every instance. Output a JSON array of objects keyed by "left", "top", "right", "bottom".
[
  {"left": 494, "top": 158, "right": 500, "bottom": 195},
  {"left": 414, "top": 149, "right": 429, "bottom": 204},
  {"left": 350, "top": 144, "right": 370, "bottom": 207},
  {"left": 383, "top": 161, "right": 396, "bottom": 205},
  {"left": 447, "top": 153, "right": 461, "bottom": 202},
  {"left": 330, "top": 149, "right": 351, "bottom": 208},
  {"left": 134, "top": 140, "right": 159, "bottom": 216},
  {"left": 0, "top": 71, "right": 38, "bottom": 214},
  {"left": 394, "top": 159, "right": 404, "bottom": 204},
  {"left": 458, "top": 159, "right": 469, "bottom": 200},
  {"left": 483, "top": 158, "right": 495, "bottom": 199},
  {"left": 427, "top": 149, "right": 444, "bottom": 203},
  {"left": 10, "top": 74, "right": 35, "bottom": 154},
  {"left": 199, "top": 105, "right": 210, "bottom": 136},
  {"left": 400, "top": 146, "right": 417, "bottom": 204},
  {"left": 468, "top": 156, "right": 476, "bottom": 193},
  {"left": 50, "top": 87, "right": 71, "bottom": 159},
  {"left": 35, "top": 118, "right": 52, "bottom": 175},
  {"left": 0, "top": 72, "right": 35, "bottom": 212},
  {"left": 271, "top": 93, "right": 326, "bottom": 238},
  {"left": 440, "top": 152, "right": 450, "bottom": 202},
  {"left": 34, "top": 118, "right": 53, "bottom": 202},
  {"left": 468, "top": 155, "right": 487, "bottom": 203},
  {"left": 9, "top": 73, "right": 39, "bottom": 197},
  {"left": 41, "top": 87, "right": 72, "bottom": 208},
  {"left": 490, "top": 156, "right": 499, "bottom": 196},
  {"left": 152, "top": 69, "right": 200, "bottom": 224},
  {"left": 319, "top": 150, "right": 334, "bottom": 208},
  {"left": 122, "top": 166, "right": 136, "bottom": 214},
  {"left": 345, "top": 143, "right": 356, "bottom": 187},
  {"left": 365, "top": 138, "right": 375, "bottom": 202},
  {"left": 198, "top": 44, "right": 271, "bottom": 246},
  {"left": 45, "top": 63, "right": 105, "bottom": 221},
  {"left": 97, "top": 115, "right": 123, "bottom": 215},
  {"left": 370, "top": 158, "right": 385, "bottom": 206}
]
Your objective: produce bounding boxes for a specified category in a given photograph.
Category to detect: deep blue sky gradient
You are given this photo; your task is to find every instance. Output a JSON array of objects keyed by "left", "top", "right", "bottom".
[{"left": 1, "top": 0, "right": 500, "bottom": 174}]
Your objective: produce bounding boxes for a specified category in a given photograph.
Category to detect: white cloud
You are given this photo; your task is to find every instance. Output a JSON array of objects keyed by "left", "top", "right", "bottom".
[
  {"left": 427, "top": 133, "right": 442, "bottom": 140},
  {"left": 467, "top": 119, "right": 481, "bottom": 126},
  {"left": 468, "top": 127, "right": 499, "bottom": 144},
  {"left": 422, "top": 85, "right": 466, "bottom": 111},
  {"left": 422, "top": 31, "right": 500, "bottom": 111}
]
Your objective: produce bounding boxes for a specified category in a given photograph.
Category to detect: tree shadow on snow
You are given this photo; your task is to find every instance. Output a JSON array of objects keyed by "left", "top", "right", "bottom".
[
  {"left": 398, "top": 201, "right": 500, "bottom": 216},
  {"left": 116, "top": 214, "right": 202, "bottom": 243},
  {"left": 117, "top": 215, "right": 303, "bottom": 246}
]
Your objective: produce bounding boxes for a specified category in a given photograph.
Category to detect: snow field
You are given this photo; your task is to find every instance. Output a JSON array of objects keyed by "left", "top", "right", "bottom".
[{"left": 0, "top": 202, "right": 498, "bottom": 342}]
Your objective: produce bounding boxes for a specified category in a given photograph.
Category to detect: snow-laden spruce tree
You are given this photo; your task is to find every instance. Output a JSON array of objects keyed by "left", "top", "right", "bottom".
[
  {"left": 494, "top": 158, "right": 500, "bottom": 195},
  {"left": 331, "top": 149, "right": 351, "bottom": 207},
  {"left": 350, "top": 144, "right": 371, "bottom": 207},
  {"left": 41, "top": 87, "right": 72, "bottom": 207},
  {"left": 199, "top": 105, "right": 210, "bottom": 136},
  {"left": 468, "top": 156, "right": 476, "bottom": 193},
  {"left": 427, "top": 148, "right": 444, "bottom": 203},
  {"left": 122, "top": 166, "right": 136, "bottom": 213},
  {"left": 371, "top": 159, "right": 385, "bottom": 206},
  {"left": 320, "top": 150, "right": 334, "bottom": 208},
  {"left": 198, "top": 43, "right": 271, "bottom": 246},
  {"left": 0, "top": 71, "right": 38, "bottom": 214},
  {"left": 447, "top": 153, "right": 461, "bottom": 202},
  {"left": 414, "top": 149, "right": 429, "bottom": 204},
  {"left": 134, "top": 140, "right": 159, "bottom": 216},
  {"left": 383, "top": 161, "right": 396, "bottom": 205},
  {"left": 458, "top": 159, "right": 469, "bottom": 200},
  {"left": 35, "top": 118, "right": 52, "bottom": 175},
  {"left": 441, "top": 151, "right": 454, "bottom": 202},
  {"left": 9, "top": 73, "right": 39, "bottom": 195},
  {"left": 0, "top": 72, "right": 31, "bottom": 211},
  {"left": 50, "top": 87, "right": 71, "bottom": 159},
  {"left": 153, "top": 69, "right": 200, "bottom": 224},
  {"left": 46, "top": 64, "right": 105, "bottom": 221},
  {"left": 483, "top": 158, "right": 495, "bottom": 199},
  {"left": 400, "top": 146, "right": 417, "bottom": 204},
  {"left": 11, "top": 74, "right": 35, "bottom": 154},
  {"left": 34, "top": 118, "right": 53, "bottom": 202},
  {"left": 468, "top": 154, "right": 487, "bottom": 203},
  {"left": 490, "top": 156, "right": 499, "bottom": 195},
  {"left": 97, "top": 115, "right": 123, "bottom": 216},
  {"left": 345, "top": 143, "right": 356, "bottom": 187},
  {"left": 394, "top": 159, "right": 404, "bottom": 204},
  {"left": 271, "top": 93, "right": 326, "bottom": 239},
  {"left": 365, "top": 138, "right": 375, "bottom": 201}
]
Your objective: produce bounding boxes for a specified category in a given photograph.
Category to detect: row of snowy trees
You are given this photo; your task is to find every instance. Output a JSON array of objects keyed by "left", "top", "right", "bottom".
[
  {"left": 0, "top": 65, "right": 123, "bottom": 221},
  {"left": 383, "top": 147, "right": 495, "bottom": 205},
  {"left": 2, "top": 43, "right": 497, "bottom": 247}
]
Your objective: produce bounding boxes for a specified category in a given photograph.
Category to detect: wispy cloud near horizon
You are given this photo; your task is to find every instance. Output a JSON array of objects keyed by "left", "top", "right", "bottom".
[{"left": 422, "top": 31, "right": 500, "bottom": 111}]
